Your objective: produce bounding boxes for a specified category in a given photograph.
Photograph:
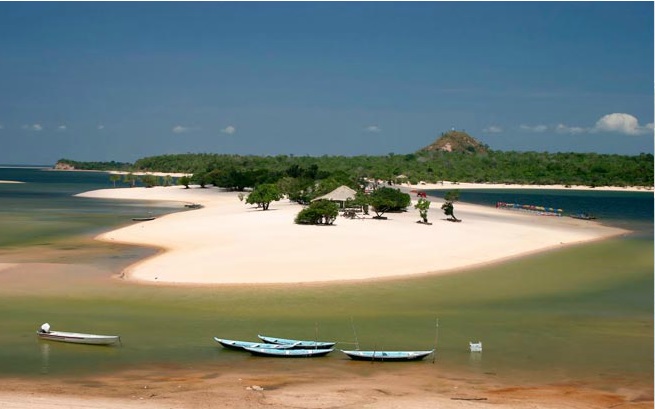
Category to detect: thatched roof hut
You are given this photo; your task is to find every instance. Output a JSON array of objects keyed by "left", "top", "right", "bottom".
[{"left": 312, "top": 185, "right": 357, "bottom": 207}]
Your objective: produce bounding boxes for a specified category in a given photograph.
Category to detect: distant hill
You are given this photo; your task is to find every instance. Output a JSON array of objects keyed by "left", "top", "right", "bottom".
[{"left": 419, "top": 130, "right": 489, "bottom": 154}]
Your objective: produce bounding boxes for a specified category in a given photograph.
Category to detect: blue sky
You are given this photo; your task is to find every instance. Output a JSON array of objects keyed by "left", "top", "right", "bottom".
[{"left": 0, "top": 2, "right": 652, "bottom": 165}]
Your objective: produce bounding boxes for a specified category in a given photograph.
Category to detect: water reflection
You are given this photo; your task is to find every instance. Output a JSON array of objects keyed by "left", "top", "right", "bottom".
[
  {"left": 40, "top": 342, "right": 50, "bottom": 374},
  {"left": 469, "top": 351, "right": 482, "bottom": 366}
]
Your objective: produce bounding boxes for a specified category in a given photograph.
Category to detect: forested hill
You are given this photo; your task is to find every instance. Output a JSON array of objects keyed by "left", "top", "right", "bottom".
[
  {"left": 57, "top": 149, "right": 654, "bottom": 189},
  {"left": 55, "top": 130, "right": 654, "bottom": 188}
]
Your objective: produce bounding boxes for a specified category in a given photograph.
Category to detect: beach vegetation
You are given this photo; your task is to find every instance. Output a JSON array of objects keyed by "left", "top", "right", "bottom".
[
  {"left": 369, "top": 187, "right": 411, "bottom": 218},
  {"left": 109, "top": 173, "right": 121, "bottom": 187},
  {"left": 246, "top": 183, "right": 282, "bottom": 210},
  {"left": 441, "top": 190, "right": 460, "bottom": 222},
  {"left": 277, "top": 176, "right": 314, "bottom": 204},
  {"left": 414, "top": 197, "right": 431, "bottom": 223},
  {"left": 178, "top": 175, "right": 191, "bottom": 189},
  {"left": 346, "top": 192, "right": 371, "bottom": 215},
  {"left": 294, "top": 199, "right": 339, "bottom": 225},
  {"left": 141, "top": 174, "right": 158, "bottom": 188},
  {"left": 122, "top": 172, "right": 137, "bottom": 188},
  {"left": 191, "top": 172, "right": 210, "bottom": 188}
]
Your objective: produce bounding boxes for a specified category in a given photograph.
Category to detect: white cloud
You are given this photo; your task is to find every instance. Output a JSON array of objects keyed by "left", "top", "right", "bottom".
[
  {"left": 97, "top": 124, "right": 105, "bottom": 130},
  {"left": 593, "top": 113, "right": 651, "bottom": 135},
  {"left": 519, "top": 124, "right": 548, "bottom": 133},
  {"left": 172, "top": 125, "right": 191, "bottom": 134},
  {"left": 221, "top": 125, "right": 236, "bottom": 135},
  {"left": 556, "top": 124, "right": 587, "bottom": 134},
  {"left": 0, "top": 124, "right": 4, "bottom": 130},
  {"left": 57, "top": 125, "right": 67, "bottom": 131},
  {"left": 483, "top": 125, "right": 502, "bottom": 133},
  {"left": 22, "top": 124, "right": 43, "bottom": 131},
  {"left": 364, "top": 125, "right": 381, "bottom": 133}
]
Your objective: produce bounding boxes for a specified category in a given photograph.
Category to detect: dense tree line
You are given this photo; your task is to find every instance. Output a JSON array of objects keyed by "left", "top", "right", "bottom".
[
  {"left": 58, "top": 150, "right": 654, "bottom": 189},
  {"left": 57, "top": 159, "right": 132, "bottom": 171}
]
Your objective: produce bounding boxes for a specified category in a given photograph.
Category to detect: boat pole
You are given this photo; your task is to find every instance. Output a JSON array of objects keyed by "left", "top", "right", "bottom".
[
  {"left": 350, "top": 317, "right": 360, "bottom": 350},
  {"left": 432, "top": 318, "right": 439, "bottom": 364}
]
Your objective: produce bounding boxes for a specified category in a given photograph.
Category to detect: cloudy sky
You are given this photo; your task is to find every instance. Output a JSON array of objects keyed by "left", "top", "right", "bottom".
[{"left": 0, "top": 2, "right": 652, "bottom": 165}]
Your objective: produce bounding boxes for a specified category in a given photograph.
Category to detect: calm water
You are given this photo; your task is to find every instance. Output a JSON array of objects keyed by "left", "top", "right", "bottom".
[{"left": 0, "top": 168, "right": 652, "bottom": 394}]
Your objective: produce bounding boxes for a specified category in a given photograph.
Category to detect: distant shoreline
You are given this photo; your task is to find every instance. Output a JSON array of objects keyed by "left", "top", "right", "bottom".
[{"left": 405, "top": 181, "right": 653, "bottom": 193}]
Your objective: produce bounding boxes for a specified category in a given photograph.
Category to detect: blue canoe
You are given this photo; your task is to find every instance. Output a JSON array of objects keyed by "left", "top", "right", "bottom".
[
  {"left": 243, "top": 346, "right": 334, "bottom": 358},
  {"left": 258, "top": 334, "right": 336, "bottom": 349},
  {"left": 213, "top": 337, "right": 298, "bottom": 350},
  {"left": 341, "top": 349, "right": 434, "bottom": 362}
]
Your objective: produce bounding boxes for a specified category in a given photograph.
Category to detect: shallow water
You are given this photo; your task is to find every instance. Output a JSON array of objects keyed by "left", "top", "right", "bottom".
[{"left": 0, "top": 168, "right": 652, "bottom": 395}]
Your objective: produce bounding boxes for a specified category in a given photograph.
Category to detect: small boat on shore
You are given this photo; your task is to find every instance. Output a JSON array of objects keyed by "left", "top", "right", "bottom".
[
  {"left": 213, "top": 337, "right": 298, "bottom": 350},
  {"left": 132, "top": 216, "right": 156, "bottom": 221},
  {"left": 243, "top": 346, "right": 334, "bottom": 358},
  {"left": 36, "top": 323, "right": 120, "bottom": 346},
  {"left": 469, "top": 341, "right": 482, "bottom": 352},
  {"left": 341, "top": 349, "right": 434, "bottom": 362},
  {"left": 258, "top": 334, "right": 336, "bottom": 349}
]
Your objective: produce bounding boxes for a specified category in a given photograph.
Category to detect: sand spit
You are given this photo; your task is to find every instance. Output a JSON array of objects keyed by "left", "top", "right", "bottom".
[{"left": 75, "top": 185, "right": 628, "bottom": 285}]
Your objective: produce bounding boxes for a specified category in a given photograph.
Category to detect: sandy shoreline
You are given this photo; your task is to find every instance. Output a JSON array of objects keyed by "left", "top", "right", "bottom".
[
  {"left": 74, "top": 184, "right": 629, "bottom": 285},
  {"left": 2, "top": 361, "right": 651, "bottom": 409}
]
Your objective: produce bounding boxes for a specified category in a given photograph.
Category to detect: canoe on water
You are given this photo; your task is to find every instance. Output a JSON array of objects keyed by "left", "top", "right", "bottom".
[
  {"left": 36, "top": 323, "right": 120, "bottom": 346},
  {"left": 257, "top": 334, "right": 336, "bottom": 349},
  {"left": 243, "top": 346, "right": 334, "bottom": 358},
  {"left": 213, "top": 337, "right": 298, "bottom": 350},
  {"left": 341, "top": 349, "right": 434, "bottom": 361}
]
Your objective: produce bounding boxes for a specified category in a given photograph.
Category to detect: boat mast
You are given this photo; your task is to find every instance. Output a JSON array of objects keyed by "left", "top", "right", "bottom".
[
  {"left": 350, "top": 316, "right": 360, "bottom": 350},
  {"left": 432, "top": 318, "right": 439, "bottom": 364}
]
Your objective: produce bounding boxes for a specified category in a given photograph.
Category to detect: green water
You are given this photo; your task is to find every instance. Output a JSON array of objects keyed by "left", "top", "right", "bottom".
[
  {"left": 0, "top": 236, "right": 651, "bottom": 390},
  {"left": 0, "top": 169, "right": 652, "bottom": 393}
]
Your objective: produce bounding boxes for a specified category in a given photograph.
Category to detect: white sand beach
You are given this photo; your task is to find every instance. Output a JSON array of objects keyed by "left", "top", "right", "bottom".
[{"left": 76, "top": 184, "right": 629, "bottom": 285}]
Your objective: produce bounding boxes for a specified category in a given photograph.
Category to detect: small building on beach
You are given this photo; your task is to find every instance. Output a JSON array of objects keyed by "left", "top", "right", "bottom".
[{"left": 312, "top": 185, "right": 357, "bottom": 208}]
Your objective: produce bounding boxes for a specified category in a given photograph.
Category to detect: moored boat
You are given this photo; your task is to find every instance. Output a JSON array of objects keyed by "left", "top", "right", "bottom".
[
  {"left": 213, "top": 337, "right": 298, "bottom": 350},
  {"left": 36, "top": 323, "right": 120, "bottom": 346},
  {"left": 257, "top": 334, "right": 336, "bottom": 349},
  {"left": 341, "top": 349, "right": 434, "bottom": 361},
  {"left": 132, "top": 216, "right": 156, "bottom": 221},
  {"left": 243, "top": 346, "right": 334, "bottom": 357}
]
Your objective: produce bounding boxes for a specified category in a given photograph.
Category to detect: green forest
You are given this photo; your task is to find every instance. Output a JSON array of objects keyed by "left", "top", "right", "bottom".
[
  {"left": 59, "top": 150, "right": 653, "bottom": 188},
  {"left": 57, "top": 131, "right": 653, "bottom": 190}
]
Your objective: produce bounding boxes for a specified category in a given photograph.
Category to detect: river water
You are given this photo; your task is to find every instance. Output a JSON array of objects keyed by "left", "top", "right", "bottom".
[{"left": 0, "top": 167, "right": 652, "bottom": 396}]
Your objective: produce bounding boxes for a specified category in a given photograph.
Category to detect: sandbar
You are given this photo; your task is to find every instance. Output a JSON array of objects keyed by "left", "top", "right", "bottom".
[{"left": 75, "top": 184, "right": 629, "bottom": 285}]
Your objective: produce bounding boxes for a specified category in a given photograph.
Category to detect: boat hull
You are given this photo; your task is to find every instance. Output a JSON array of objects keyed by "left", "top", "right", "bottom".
[
  {"left": 257, "top": 334, "right": 336, "bottom": 349},
  {"left": 244, "top": 347, "right": 334, "bottom": 358},
  {"left": 213, "top": 337, "right": 297, "bottom": 350},
  {"left": 341, "top": 349, "right": 434, "bottom": 362},
  {"left": 37, "top": 331, "right": 120, "bottom": 346}
]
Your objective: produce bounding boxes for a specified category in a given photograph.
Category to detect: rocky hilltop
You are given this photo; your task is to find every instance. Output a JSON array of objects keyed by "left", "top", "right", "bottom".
[
  {"left": 54, "top": 161, "right": 75, "bottom": 170},
  {"left": 419, "top": 130, "right": 489, "bottom": 154}
]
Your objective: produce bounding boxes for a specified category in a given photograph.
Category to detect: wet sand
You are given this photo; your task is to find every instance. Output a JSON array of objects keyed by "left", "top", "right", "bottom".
[{"left": 1, "top": 362, "right": 651, "bottom": 409}]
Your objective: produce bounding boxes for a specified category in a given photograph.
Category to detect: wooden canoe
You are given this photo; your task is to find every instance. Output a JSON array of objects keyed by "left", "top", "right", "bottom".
[
  {"left": 37, "top": 330, "right": 120, "bottom": 346},
  {"left": 243, "top": 347, "right": 334, "bottom": 358},
  {"left": 341, "top": 349, "right": 434, "bottom": 361},
  {"left": 213, "top": 337, "right": 298, "bottom": 350},
  {"left": 257, "top": 335, "right": 336, "bottom": 349}
]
